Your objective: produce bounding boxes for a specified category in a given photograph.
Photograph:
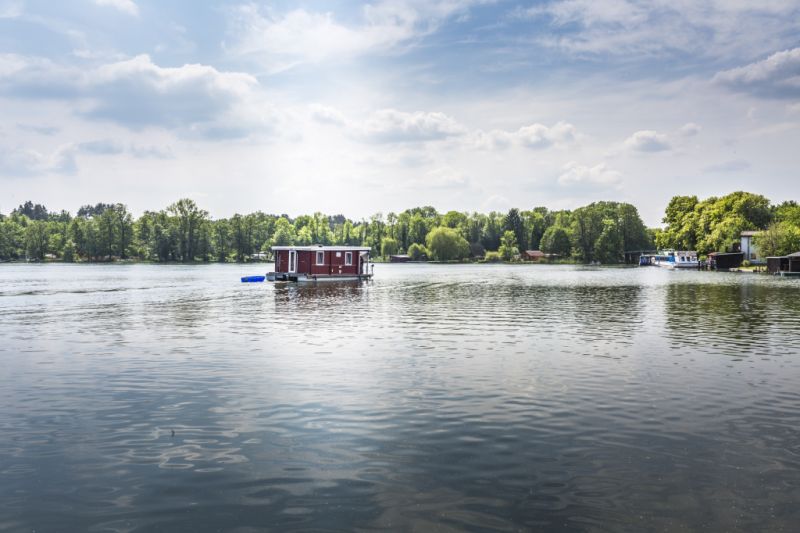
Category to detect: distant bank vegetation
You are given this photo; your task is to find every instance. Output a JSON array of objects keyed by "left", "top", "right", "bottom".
[{"left": 0, "top": 191, "right": 798, "bottom": 264}]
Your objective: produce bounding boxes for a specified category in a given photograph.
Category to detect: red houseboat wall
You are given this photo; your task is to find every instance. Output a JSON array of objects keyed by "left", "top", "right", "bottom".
[{"left": 273, "top": 247, "right": 368, "bottom": 276}]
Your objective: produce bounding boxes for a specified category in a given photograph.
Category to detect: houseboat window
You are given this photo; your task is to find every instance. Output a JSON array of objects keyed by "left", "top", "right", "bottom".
[
  {"left": 316, "top": 251, "right": 325, "bottom": 265},
  {"left": 345, "top": 252, "right": 352, "bottom": 266}
]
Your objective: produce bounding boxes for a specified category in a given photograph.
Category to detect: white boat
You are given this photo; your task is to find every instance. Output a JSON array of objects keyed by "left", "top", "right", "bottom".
[{"left": 649, "top": 250, "right": 699, "bottom": 269}]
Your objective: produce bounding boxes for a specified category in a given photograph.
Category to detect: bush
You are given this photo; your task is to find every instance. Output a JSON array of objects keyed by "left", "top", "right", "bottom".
[
  {"left": 483, "top": 251, "right": 501, "bottom": 262},
  {"left": 425, "top": 227, "right": 470, "bottom": 261},
  {"left": 407, "top": 243, "right": 429, "bottom": 261}
]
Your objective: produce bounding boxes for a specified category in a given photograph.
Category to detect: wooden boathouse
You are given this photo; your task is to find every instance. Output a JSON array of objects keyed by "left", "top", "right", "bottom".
[
  {"left": 268, "top": 245, "right": 373, "bottom": 282},
  {"left": 766, "top": 252, "right": 800, "bottom": 276}
]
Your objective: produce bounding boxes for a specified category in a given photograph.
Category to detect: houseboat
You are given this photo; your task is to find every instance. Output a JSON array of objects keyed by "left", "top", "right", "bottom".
[
  {"left": 267, "top": 245, "right": 373, "bottom": 282},
  {"left": 640, "top": 250, "right": 699, "bottom": 269}
]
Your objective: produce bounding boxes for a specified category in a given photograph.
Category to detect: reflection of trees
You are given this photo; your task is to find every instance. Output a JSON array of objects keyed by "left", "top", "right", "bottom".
[
  {"left": 370, "top": 278, "right": 644, "bottom": 354},
  {"left": 663, "top": 281, "right": 790, "bottom": 356}
]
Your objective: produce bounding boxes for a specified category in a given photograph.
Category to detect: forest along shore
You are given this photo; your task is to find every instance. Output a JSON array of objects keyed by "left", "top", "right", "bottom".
[{"left": 1, "top": 191, "right": 798, "bottom": 264}]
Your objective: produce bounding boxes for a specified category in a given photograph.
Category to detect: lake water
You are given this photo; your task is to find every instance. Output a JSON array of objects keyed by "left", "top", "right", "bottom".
[{"left": 1, "top": 263, "right": 799, "bottom": 532}]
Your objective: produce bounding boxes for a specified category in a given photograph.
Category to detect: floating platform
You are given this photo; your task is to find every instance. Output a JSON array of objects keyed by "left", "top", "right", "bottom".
[{"left": 267, "top": 272, "right": 372, "bottom": 283}]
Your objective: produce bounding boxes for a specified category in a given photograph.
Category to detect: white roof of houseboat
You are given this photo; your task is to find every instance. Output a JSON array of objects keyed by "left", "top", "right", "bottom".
[{"left": 271, "top": 245, "right": 372, "bottom": 252}]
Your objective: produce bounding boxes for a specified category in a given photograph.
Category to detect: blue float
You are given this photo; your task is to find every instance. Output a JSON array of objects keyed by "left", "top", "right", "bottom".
[{"left": 241, "top": 275, "right": 266, "bottom": 283}]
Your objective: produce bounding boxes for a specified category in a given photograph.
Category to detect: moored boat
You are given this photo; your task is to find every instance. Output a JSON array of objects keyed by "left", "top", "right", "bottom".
[{"left": 645, "top": 250, "right": 699, "bottom": 269}]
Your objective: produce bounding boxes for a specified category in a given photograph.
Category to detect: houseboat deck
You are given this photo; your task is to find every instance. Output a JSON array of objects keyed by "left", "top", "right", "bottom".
[{"left": 267, "top": 272, "right": 373, "bottom": 283}]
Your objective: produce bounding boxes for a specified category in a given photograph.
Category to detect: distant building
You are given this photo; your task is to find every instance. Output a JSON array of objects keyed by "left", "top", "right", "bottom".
[
  {"left": 708, "top": 252, "right": 744, "bottom": 270},
  {"left": 390, "top": 255, "right": 410, "bottom": 263},
  {"left": 522, "top": 250, "right": 546, "bottom": 261},
  {"left": 766, "top": 251, "right": 800, "bottom": 276},
  {"left": 741, "top": 231, "right": 760, "bottom": 261}
]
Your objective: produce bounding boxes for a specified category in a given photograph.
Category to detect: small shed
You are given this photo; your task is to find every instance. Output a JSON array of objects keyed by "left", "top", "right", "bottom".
[
  {"left": 767, "top": 252, "right": 800, "bottom": 276},
  {"left": 522, "top": 250, "right": 546, "bottom": 262},
  {"left": 390, "top": 254, "right": 410, "bottom": 263},
  {"left": 708, "top": 252, "right": 744, "bottom": 271}
]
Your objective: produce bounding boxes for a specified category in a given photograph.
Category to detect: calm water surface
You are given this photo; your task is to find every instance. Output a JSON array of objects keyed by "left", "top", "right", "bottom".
[{"left": 1, "top": 263, "right": 799, "bottom": 532}]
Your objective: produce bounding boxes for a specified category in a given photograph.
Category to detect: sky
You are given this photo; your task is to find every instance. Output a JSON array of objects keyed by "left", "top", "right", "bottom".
[{"left": 0, "top": 0, "right": 798, "bottom": 226}]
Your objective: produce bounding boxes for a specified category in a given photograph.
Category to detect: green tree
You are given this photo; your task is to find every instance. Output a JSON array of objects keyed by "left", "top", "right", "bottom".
[
  {"left": 380, "top": 237, "right": 399, "bottom": 258},
  {"left": 481, "top": 212, "right": 504, "bottom": 251},
  {"left": 213, "top": 219, "right": 231, "bottom": 261},
  {"left": 425, "top": 227, "right": 469, "bottom": 261},
  {"left": 540, "top": 226, "right": 571, "bottom": 257},
  {"left": 13, "top": 201, "right": 49, "bottom": 220},
  {"left": 114, "top": 204, "right": 134, "bottom": 259},
  {"left": 755, "top": 222, "right": 800, "bottom": 257},
  {"left": 524, "top": 210, "right": 548, "bottom": 251},
  {"left": 62, "top": 240, "right": 77, "bottom": 262},
  {"left": 504, "top": 208, "right": 526, "bottom": 251},
  {"left": 498, "top": 230, "right": 519, "bottom": 261},
  {"left": 25, "top": 220, "right": 49, "bottom": 260},
  {"left": 0, "top": 216, "right": 25, "bottom": 260},
  {"left": 168, "top": 198, "right": 209, "bottom": 262},
  {"left": 271, "top": 217, "right": 296, "bottom": 246},
  {"left": 571, "top": 204, "right": 606, "bottom": 262},
  {"left": 594, "top": 219, "right": 623, "bottom": 263}
]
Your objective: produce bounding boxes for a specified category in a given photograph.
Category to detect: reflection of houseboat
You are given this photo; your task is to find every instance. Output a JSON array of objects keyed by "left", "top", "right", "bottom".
[
  {"left": 642, "top": 250, "right": 699, "bottom": 269},
  {"left": 267, "top": 245, "right": 373, "bottom": 282}
]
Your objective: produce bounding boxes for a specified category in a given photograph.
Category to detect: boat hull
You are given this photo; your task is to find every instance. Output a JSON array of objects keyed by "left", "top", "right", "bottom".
[
  {"left": 267, "top": 272, "right": 372, "bottom": 283},
  {"left": 655, "top": 262, "right": 699, "bottom": 269}
]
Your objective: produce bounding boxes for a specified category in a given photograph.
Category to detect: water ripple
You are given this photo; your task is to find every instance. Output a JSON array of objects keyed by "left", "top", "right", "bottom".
[{"left": 0, "top": 264, "right": 799, "bottom": 531}]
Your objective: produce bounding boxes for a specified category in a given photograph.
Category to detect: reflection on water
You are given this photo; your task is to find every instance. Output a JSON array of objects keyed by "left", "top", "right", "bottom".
[{"left": 1, "top": 264, "right": 799, "bottom": 532}]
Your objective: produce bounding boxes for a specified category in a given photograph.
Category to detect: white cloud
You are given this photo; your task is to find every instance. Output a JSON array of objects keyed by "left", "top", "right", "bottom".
[
  {"left": 309, "top": 104, "right": 347, "bottom": 126},
  {"left": 516, "top": 121, "right": 576, "bottom": 149},
  {"left": 226, "top": 1, "right": 481, "bottom": 72},
  {"left": 470, "top": 121, "right": 578, "bottom": 150},
  {"left": 472, "top": 129, "right": 515, "bottom": 150},
  {"left": 420, "top": 166, "right": 468, "bottom": 188},
  {"left": 0, "top": 138, "right": 177, "bottom": 177},
  {"left": 0, "top": 144, "right": 77, "bottom": 176},
  {"left": 558, "top": 161, "right": 621, "bottom": 186},
  {"left": 360, "top": 109, "right": 466, "bottom": 143},
  {"left": 94, "top": 0, "right": 139, "bottom": 17},
  {"left": 0, "top": 54, "right": 262, "bottom": 137},
  {"left": 519, "top": 0, "right": 800, "bottom": 61},
  {"left": 714, "top": 47, "right": 800, "bottom": 99},
  {"left": 678, "top": 122, "right": 701, "bottom": 137},
  {"left": 624, "top": 130, "right": 671, "bottom": 152},
  {"left": 0, "top": 0, "right": 23, "bottom": 18}
]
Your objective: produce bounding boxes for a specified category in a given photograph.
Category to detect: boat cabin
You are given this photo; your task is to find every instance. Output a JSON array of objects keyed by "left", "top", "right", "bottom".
[{"left": 269, "top": 245, "right": 373, "bottom": 282}]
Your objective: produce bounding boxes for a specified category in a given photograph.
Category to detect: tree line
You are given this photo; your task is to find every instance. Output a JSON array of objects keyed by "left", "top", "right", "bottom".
[
  {"left": 1, "top": 191, "right": 797, "bottom": 264},
  {"left": 655, "top": 191, "right": 800, "bottom": 257},
  {"left": 0, "top": 199, "right": 656, "bottom": 263}
]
